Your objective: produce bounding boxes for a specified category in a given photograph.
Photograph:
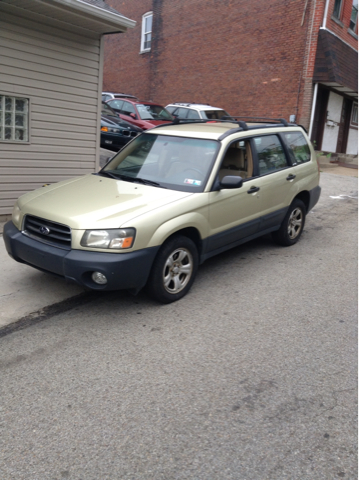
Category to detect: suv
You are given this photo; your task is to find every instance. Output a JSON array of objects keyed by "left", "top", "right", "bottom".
[
  {"left": 4, "top": 118, "right": 321, "bottom": 304},
  {"left": 102, "top": 92, "right": 138, "bottom": 102},
  {"left": 166, "top": 103, "right": 232, "bottom": 120},
  {"left": 106, "top": 98, "right": 174, "bottom": 130}
]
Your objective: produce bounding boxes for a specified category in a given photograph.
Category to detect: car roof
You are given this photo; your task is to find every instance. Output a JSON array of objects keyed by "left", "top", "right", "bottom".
[
  {"left": 167, "top": 103, "right": 224, "bottom": 111},
  {"left": 103, "top": 92, "right": 138, "bottom": 99},
  {"left": 147, "top": 119, "right": 303, "bottom": 141}
]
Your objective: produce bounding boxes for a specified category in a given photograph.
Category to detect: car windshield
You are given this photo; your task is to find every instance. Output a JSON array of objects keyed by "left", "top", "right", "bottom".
[
  {"left": 102, "top": 133, "right": 219, "bottom": 192},
  {"left": 202, "top": 110, "right": 232, "bottom": 120},
  {"left": 136, "top": 104, "right": 174, "bottom": 121},
  {"left": 101, "top": 103, "right": 118, "bottom": 117}
]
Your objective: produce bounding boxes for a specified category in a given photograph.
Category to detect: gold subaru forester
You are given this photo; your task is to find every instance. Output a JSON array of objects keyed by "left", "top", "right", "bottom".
[{"left": 4, "top": 118, "right": 321, "bottom": 303}]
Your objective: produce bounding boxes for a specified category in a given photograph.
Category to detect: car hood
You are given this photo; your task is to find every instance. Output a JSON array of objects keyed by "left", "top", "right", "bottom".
[
  {"left": 18, "top": 174, "right": 193, "bottom": 230},
  {"left": 101, "top": 115, "right": 143, "bottom": 132}
]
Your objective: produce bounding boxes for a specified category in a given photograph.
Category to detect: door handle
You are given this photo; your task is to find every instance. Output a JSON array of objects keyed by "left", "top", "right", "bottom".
[
  {"left": 286, "top": 174, "right": 296, "bottom": 181},
  {"left": 247, "top": 186, "right": 260, "bottom": 194}
]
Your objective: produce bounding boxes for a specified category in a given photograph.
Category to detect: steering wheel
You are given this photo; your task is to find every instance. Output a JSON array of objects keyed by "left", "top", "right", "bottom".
[{"left": 183, "top": 168, "right": 203, "bottom": 178}]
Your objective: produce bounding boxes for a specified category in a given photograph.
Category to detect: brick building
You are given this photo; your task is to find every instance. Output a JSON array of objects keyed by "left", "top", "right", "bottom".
[{"left": 103, "top": 0, "right": 358, "bottom": 155}]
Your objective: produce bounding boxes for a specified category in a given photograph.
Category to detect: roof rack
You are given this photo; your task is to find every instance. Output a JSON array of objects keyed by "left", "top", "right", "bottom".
[
  {"left": 150, "top": 117, "right": 298, "bottom": 139},
  {"left": 171, "top": 102, "right": 211, "bottom": 106}
]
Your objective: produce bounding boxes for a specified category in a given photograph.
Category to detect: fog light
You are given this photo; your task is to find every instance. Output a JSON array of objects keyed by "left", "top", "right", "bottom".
[{"left": 92, "top": 272, "right": 107, "bottom": 285}]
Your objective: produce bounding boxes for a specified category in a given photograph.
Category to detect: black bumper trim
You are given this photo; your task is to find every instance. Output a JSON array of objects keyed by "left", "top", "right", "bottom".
[
  {"left": 4, "top": 221, "right": 159, "bottom": 292},
  {"left": 308, "top": 185, "right": 321, "bottom": 212}
]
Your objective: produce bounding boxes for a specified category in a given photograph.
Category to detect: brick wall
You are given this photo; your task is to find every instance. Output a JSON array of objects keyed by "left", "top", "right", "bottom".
[
  {"left": 104, "top": 0, "right": 357, "bottom": 130},
  {"left": 325, "top": 0, "right": 358, "bottom": 49},
  {"left": 103, "top": 0, "right": 153, "bottom": 99}
]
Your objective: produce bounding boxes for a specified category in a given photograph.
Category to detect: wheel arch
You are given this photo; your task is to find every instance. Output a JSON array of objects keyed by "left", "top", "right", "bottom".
[
  {"left": 164, "top": 227, "right": 202, "bottom": 255},
  {"left": 293, "top": 191, "right": 310, "bottom": 212}
]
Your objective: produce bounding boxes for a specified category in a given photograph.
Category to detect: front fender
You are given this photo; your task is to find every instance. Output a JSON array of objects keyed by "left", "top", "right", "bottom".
[{"left": 147, "top": 212, "right": 209, "bottom": 248}]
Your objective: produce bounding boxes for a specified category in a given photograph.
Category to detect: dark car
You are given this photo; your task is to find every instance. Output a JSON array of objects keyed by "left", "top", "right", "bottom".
[
  {"left": 105, "top": 97, "right": 174, "bottom": 130},
  {"left": 101, "top": 102, "right": 143, "bottom": 150}
]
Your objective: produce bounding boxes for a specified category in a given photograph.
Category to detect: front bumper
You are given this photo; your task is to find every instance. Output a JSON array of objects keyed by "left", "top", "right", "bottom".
[{"left": 4, "top": 221, "right": 159, "bottom": 292}]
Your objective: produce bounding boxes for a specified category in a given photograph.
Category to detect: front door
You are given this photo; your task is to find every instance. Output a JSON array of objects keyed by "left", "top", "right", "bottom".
[{"left": 206, "top": 138, "right": 264, "bottom": 254}]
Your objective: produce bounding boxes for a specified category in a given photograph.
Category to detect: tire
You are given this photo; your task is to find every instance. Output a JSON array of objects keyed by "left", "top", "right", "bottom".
[
  {"left": 146, "top": 235, "right": 199, "bottom": 304},
  {"left": 272, "top": 199, "right": 306, "bottom": 246}
]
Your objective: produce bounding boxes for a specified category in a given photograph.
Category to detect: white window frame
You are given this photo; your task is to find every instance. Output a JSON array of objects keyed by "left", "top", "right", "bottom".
[
  {"left": 0, "top": 94, "right": 29, "bottom": 143},
  {"left": 333, "top": 0, "right": 343, "bottom": 19},
  {"left": 140, "top": 12, "right": 153, "bottom": 53},
  {"left": 350, "top": 0, "right": 358, "bottom": 32}
]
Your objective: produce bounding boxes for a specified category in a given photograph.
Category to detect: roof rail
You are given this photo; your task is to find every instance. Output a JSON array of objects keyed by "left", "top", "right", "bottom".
[
  {"left": 222, "top": 116, "right": 290, "bottom": 126},
  {"left": 150, "top": 117, "right": 298, "bottom": 139}
]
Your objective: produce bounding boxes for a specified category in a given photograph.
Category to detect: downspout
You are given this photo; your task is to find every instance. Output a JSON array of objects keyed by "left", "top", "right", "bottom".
[
  {"left": 309, "top": 83, "right": 318, "bottom": 140},
  {"left": 322, "top": 0, "right": 331, "bottom": 29},
  {"left": 309, "top": 0, "right": 329, "bottom": 139},
  {"left": 96, "top": 35, "right": 105, "bottom": 172}
]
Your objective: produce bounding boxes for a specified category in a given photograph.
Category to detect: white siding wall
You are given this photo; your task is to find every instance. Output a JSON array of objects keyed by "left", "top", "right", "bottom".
[
  {"left": 0, "top": 11, "right": 102, "bottom": 216},
  {"left": 347, "top": 127, "right": 358, "bottom": 155}
]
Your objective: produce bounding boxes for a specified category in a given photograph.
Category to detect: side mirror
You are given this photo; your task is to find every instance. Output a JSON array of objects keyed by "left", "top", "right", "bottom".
[
  {"left": 220, "top": 175, "right": 243, "bottom": 189},
  {"left": 130, "top": 113, "right": 137, "bottom": 119}
]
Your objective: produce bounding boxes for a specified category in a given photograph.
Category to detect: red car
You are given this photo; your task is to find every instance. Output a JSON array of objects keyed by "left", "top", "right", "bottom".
[{"left": 106, "top": 97, "right": 174, "bottom": 130}]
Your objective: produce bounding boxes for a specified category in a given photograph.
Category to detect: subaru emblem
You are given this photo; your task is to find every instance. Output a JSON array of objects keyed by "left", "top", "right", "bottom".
[{"left": 39, "top": 226, "right": 50, "bottom": 235}]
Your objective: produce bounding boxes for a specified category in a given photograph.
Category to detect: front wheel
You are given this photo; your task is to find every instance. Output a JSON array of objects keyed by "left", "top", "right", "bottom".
[
  {"left": 272, "top": 199, "right": 306, "bottom": 246},
  {"left": 146, "top": 235, "right": 199, "bottom": 303}
]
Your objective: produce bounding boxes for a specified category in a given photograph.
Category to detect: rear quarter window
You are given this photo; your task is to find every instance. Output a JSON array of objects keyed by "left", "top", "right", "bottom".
[{"left": 283, "top": 132, "right": 311, "bottom": 164}]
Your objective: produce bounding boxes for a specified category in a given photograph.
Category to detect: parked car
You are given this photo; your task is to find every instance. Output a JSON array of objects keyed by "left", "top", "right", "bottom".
[
  {"left": 102, "top": 92, "right": 138, "bottom": 102},
  {"left": 106, "top": 97, "right": 174, "bottom": 130},
  {"left": 166, "top": 102, "right": 233, "bottom": 120},
  {"left": 4, "top": 118, "right": 321, "bottom": 304},
  {"left": 101, "top": 102, "right": 142, "bottom": 150}
]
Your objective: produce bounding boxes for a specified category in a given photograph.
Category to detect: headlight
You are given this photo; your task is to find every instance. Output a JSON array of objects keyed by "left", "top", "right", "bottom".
[
  {"left": 12, "top": 203, "right": 21, "bottom": 227},
  {"left": 80, "top": 228, "right": 135, "bottom": 249}
]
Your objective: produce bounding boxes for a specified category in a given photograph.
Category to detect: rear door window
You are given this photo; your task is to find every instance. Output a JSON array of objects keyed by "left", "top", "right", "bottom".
[
  {"left": 253, "top": 135, "right": 289, "bottom": 175},
  {"left": 175, "top": 108, "right": 190, "bottom": 119},
  {"left": 282, "top": 132, "right": 311, "bottom": 164},
  {"left": 187, "top": 109, "right": 200, "bottom": 119}
]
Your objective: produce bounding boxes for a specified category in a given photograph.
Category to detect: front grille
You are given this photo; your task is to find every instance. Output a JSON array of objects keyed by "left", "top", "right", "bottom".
[
  {"left": 122, "top": 130, "right": 130, "bottom": 136},
  {"left": 23, "top": 215, "right": 72, "bottom": 249},
  {"left": 130, "top": 131, "right": 138, "bottom": 137}
]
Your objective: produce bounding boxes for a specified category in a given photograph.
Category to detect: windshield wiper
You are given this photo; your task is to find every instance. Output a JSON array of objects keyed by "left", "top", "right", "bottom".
[
  {"left": 98, "top": 171, "right": 135, "bottom": 182},
  {"left": 97, "top": 171, "right": 165, "bottom": 188},
  {"left": 97, "top": 171, "right": 119, "bottom": 179},
  {"left": 132, "top": 177, "right": 165, "bottom": 188}
]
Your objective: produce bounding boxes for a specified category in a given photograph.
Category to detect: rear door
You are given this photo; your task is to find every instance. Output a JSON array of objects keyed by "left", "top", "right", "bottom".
[
  {"left": 281, "top": 130, "right": 319, "bottom": 191},
  {"left": 250, "top": 133, "right": 297, "bottom": 231}
]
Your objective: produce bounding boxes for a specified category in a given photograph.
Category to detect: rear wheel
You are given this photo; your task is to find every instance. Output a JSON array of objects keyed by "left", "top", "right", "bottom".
[
  {"left": 272, "top": 199, "right": 306, "bottom": 246},
  {"left": 146, "top": 235, "right": 198, "bottom": 303}
]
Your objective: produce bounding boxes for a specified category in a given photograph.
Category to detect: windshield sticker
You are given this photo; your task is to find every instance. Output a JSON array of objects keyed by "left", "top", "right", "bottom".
[{"left": 184, "top": 178, "right": 202, "bottom": 186}]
